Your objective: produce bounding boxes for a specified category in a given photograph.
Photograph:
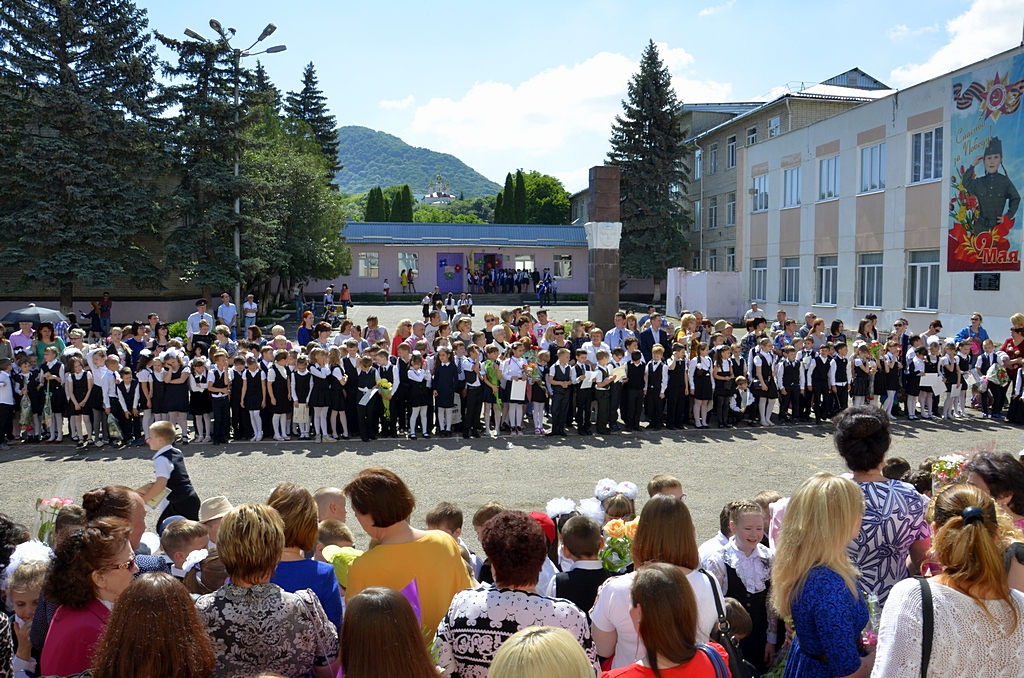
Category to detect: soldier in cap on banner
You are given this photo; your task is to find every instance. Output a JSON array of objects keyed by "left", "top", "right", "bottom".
[{"left": 964, "top": 136, "right": 1021, "bottom": 231}]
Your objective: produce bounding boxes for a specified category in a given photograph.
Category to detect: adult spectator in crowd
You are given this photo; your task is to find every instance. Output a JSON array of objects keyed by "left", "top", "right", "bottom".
[
  {"left": 638, "top": 305, "right": 657, "bottom": 328},
  {"left": 605, "top": 311, "right": 634, "bottom": 352},
  {"left": 743, "top": 302, "right": 761, "bottom": 321},
  {"left": 0, "top": 325, "right": 13, "bottom": 362},
  {"left": 638, "top": 313, "right": 669, "bottom": 363},
  {"left": 88, "top": 572, "right": 216, "bottom": 678},
  {"left": 341, "top": 587, "right": 438, "bottom": 678},
  {"left": 489, "top": 627, "right": 597, "bottom": 678},
  {"left": 797, "top": 311, "right": 817, "bottom": 338},
  {"left": 243, "top": 293, "right": 259, "bottom": 329},
  {"left": 923, "top": 319, "right": 943, "bottom": 346},
  {"left": 966, "top": 452, "right": 1024, "bottom": 531},
  {"left": 591, "top": 494, "right": 721, "bottom": 670},
  {"left": 8, "top": 321, "right": 33, "bottom": 355},
  {"left": 185, "top": 299, "right": 213, "bottom": 341},
  {"left": 97, "top": 292, "right": 113, "bottom": 337},
  {"left": 954, "top": 311, "right": 989, "bottom": 357},
  {"left": 344, "top": 468, "right": 471, "bottom": 640},
  {"left": 196, "top": 503, "right": 339, "bottom": 678},
  {"left": 267, "top": 482, "right": 344, "bottom": 631},
  {"left": 435, "top": 510, "right": 598, "bottom": 676},
  {"left": 81, "top": 485, "right": 166, "bottom": 571},
  {"left": 873, "top": 484, "right": 1024, "bottom": 676},
  {"left": 215, "top": 292, "right": 237, "bottom": 340},
  {"left": 833, "top": 407, "right": 930, "bottom": 604},
  {"left": 32, "top": 322, "right": 64, "bottom": 365},
  {"left": 770, "top": 309, "right": 788, "bottom": 334},
  {"left": 40, "top": 518, "right": 136, "bottom": 676},
  {"left": 772, "top": 473, "right": 873, "bottom": 678},
  {"left": 1002, "top": 313, "right": 1024, "bottom": 404},
  {"left": 297, "top": 311, "right": 316, "bottom": 347}
]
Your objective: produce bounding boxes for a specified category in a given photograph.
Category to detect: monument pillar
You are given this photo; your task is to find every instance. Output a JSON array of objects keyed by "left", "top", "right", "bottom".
[{"left": 585, "top": 166, "right": 621, "bottom": 330}]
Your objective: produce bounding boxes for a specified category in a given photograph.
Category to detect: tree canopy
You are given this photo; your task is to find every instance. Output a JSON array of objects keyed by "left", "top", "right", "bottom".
[{"left": 285, "top": 62, "right": 341, "bottom": 179}]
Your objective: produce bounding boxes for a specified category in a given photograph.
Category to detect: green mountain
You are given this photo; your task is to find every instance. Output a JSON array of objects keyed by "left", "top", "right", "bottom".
[{"left": 334, "top": 126, "right": 501, "bottom": 197}]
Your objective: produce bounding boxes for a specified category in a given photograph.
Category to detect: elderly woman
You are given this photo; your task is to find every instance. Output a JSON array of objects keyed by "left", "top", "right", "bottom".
[
  {"left": 40, "top": 518, "right": 137, "bottom": 676},
  {"left": 213, "top": 324, "right": 238, "bottom": 358},
  {"left": 391, "top": 319, "right": 413, "bottom": 356},
  {"left": 364, "top": 315, "right": 389, "bottom": 345},
  {"left": 344, "top": 468, "right": 471, "bottom": 640},
  {"left": 196, "top": 503, "right": 338, "bottom": 678},
  {"left": 268, "top": 482, "right": 343, "bottom": 631},
  {"left": 833, "top": 407, "right": 930, "bottom": 604},
  {"left": 435, "top": 511, "right": 598, "bottom": 676}
]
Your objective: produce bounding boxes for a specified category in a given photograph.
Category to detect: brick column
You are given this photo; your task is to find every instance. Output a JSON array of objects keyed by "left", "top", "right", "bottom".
[{"left": 585, "top": 166, "right": 621, "bottom": 330}]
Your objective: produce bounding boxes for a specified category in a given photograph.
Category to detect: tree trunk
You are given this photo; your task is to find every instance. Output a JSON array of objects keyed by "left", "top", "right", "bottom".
[
  {"left": 59, "top": 280, "right": 74, "bottom": 316},
  {"left": 651, "top": 277, "right": 662, "bottom": 303}
]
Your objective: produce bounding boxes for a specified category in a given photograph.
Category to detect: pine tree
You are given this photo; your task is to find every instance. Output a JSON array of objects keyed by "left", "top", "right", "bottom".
[
  {"left": 498, "top": 173, "right": 515, "bottom": 223},
  {"left": 0, "top": 0, "right": 166, "bottom": 311},
  {"left": 494, "top": 193, "right": 504, "bottom": 224},
  {"left": 383, "top": 194, "right": 392, "bottom": 221},
  {"left": 390, "top": 185, "right": 414, "bottom": 222},
  {"left": 513, "top": 169, "right": 527, "bottom": 224},
  {"left": 285, "top": 62, "right": 341, "bottom": 178},
  {"left": 607, "top": 40, "right": 689, "bottom": 302},
  {"left": 248, "top": 60, "right": 282, "bottom": 114},
  {"left": 364, "top": 187, "right": 385, "bottom": 221}
]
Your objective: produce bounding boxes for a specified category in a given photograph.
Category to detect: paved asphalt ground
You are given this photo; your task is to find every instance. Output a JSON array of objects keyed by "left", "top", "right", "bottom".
[{"left": 1, "top": 303, "right": 1020, "bottom": 553}]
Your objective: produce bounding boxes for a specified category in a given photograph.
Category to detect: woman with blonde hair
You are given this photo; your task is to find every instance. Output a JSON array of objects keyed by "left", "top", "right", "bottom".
[
  {"left": 873, "top": 485, "right": 1024, "bottom": 676},
  {"left": 489, "top": 626, "right": 596, "bottom": 678},
  {"left": 771, "top": 472, "right": 872, "bottom": 678}
]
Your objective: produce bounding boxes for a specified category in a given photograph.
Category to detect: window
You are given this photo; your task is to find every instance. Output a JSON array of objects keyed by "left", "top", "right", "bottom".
[
  {"left": 707, "top": 249, "right": 718, "bottom": 271},
  {"left": 911, "top": 127, "right": 943, "bottom": 183},
  {"left": 783, "top": 167, "right": 802, "bottom": 207},
  {"left": 860, "top": 142, "right": 886, "bottom": 192},
  {"left": 906, "top": 250, "right": 940, "bottom": 310},
  {"left": 709, "top": 143, "right": 718, "bottom": 174},
  {"left": 726, "top": 247, "right": 735, "bottom": 272},
  {"left": 747, "top": 127, "right": 757, "bottom": 145},
  {"left": 693, "top": 199, "right": 701, "bottom": 231},
  {"left": 692, "top": 251, "right": 701, "bottom": 270},
  {"left": 780, "top": 257, "right": 800, "bottom": 303},
  {"left": 750, "top": 259, "right": 767, "bottom": 302},
  {"left": 857, "top": 252, "right": 884, "bottom": 308},
  {"left": 708, "top": 196, "right": 718, "bottom": 228},
  {"left": 819, "top": 155, "right": 839, "bottom": 200},
  {"left": 398, "top": 252, "right": 419, "bottom": 276},
  {"left": 815, "top": 255, "right": 838, "bottom": 306},
  {"left": 553, "top": 254, "right": 572, "bottom": 279},
  {"left": 769, "top": 116, "right": 781, "bottom": 138},
  {"left": 726, "top": 193, "right": 736, "bottom": 226},
  {"left": 694, "top": 148, "right": 702, "bottom": 179},
  {"left": 727, "top": 136, "right": 737, "bottom": 169},
  {"left": 358, "top": 251, "right": 379, "bottom": 278},
  {"left": 514, "top": 254, "right": 535, "bottom": 271},
  {"left": 752, "top": 174, "right": 769, "bottom": 212}
]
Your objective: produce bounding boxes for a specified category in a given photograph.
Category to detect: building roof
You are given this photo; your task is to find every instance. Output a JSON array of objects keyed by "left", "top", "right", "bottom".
[
  {"left": 820, "top": 68, "right": 889, "bottom": 91},
  {"left": 682, "top": 102, "right": 763, "bottom": 114},
  {"left": 343, "top": 221, "right": 587, "bottom": 247}
]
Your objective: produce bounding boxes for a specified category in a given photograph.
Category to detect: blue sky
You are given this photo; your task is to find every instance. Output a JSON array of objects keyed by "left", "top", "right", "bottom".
[{"left": 142, "top": 0, "right": 1024, "bottom": 193}]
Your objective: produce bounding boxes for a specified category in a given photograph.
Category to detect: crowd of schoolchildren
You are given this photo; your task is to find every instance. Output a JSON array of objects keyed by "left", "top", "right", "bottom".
[{"left": 0, "top": 299, "right": 1020, "bottom": 450}]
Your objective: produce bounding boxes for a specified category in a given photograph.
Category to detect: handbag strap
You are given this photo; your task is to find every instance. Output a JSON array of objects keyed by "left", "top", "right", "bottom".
[
  {"left": 698, "top": 643, "right": 729, "bottom": 678},
  {"left": 700, "top": 568, "right": 730, "bottom": 627},
  {"left": 917, "top": 577, "right": 933, "bottom": 678}
]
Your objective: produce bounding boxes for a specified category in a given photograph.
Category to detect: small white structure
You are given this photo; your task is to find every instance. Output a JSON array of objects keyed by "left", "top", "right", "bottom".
[
  {"left": 665, "top": 269, "right": 744, "bottom": 320},
  {"left": 420, "top": 173, "right": 457, "bottom": 205}
]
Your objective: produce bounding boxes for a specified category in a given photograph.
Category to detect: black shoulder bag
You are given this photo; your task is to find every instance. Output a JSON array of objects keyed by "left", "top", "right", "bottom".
[{"left": 700, "top": 568, "right": 752, "bottom": 678}]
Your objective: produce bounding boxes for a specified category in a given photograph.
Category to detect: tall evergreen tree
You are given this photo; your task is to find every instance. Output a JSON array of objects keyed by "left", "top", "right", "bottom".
[
  {"left": 248, "top": 60, "right": 282, "bottom": 113},
  {"left": 364, "top": 187, "right": 385, "bottom": 221},
  {"left": 285, "top": 62, "right": 341, "bottom": 178},
  {"left": 498, "top": 173, "right": 515, "bottom": 223},
  {"left": 494, "top": 193, "right": 504, "bottom": 225},
  {"left": 607, "top": 40, "right": 689, "bottom": 301},
  {"left": 390, "top": 185, "right": 414, "bottom": 222},
  {"left": 383, "top": 194, "right": 391, "bottom": 221},
  {"left": 0, "top": 0, "right": 166, "bottom": 311},
  {"left": 513, "top": 169, "right": 527, "bottom": 224}
]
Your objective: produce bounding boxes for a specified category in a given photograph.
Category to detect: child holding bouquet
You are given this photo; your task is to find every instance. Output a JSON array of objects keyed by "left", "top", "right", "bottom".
[{"left": 528, "top": 351, "right": 549, "bottom": 435}]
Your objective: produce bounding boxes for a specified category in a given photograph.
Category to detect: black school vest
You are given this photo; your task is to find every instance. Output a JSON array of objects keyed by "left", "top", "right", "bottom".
[
  {"left": 552, "top": 364, "right": 572, "bottom": 391},
  {"left": 647, "top": 362, "right": 664, "bottom": 393},
  {"left": 293, "top": 371, "right": 312, "bottom": 401},
  {"left": 625, "top": 362, "right": 645, "bottom": 391},
  {"left": 212, "top": 368, "right": 228, "bottom": 398},
  {"left": 157, "top": 447, "right": 196, "bottom": 499},
  {"left": 117, "top": 380, "right": 138, "bottom": 408},
  {"left": 782, "top": 360, "right": 801, "bottom": 389},
  {"left": 812, "top": 356, "right": 831, "bottom": 385},
  {"left": 833, "top": 356, "right": 849, "bottom": 384},
  {"left": 270, "top": 366, "right": 289, "bottom": 401}
]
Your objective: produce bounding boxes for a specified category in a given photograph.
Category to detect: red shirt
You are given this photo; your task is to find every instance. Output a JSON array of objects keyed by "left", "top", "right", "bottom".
[
  {"left": 1002, "top": 337, "right": 1024, "bottom": 378},
  {"left": 602, "top": 643, "right": 730, "bottom": 678},
  {"left": 41, "top": 598, "right": 110, "bottom": 676}
]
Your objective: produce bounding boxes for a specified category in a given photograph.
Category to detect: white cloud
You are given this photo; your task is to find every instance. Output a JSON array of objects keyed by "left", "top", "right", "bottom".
[
  {"left": 887, "top": 23, "right": 939, "bottom": 40},
  {"left": 379, "top": 95, "right": 415, "bottom": 109},
  {"left": 698, "top": 0, "right": 735, "bottom": 17},
  {"left": 889, "top": 0, "right": 1024, "bottom": 88}
]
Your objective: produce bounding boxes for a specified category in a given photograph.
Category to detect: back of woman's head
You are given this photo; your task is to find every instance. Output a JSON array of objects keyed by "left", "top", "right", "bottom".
[
  {"left": 832, "top": 406, "right": 890, "bottom": 472},
  {"left": 267, "top": 482, "right": 319, "bottom": 551},
  {"left": 932, "top": 484, "right": 1018, "bottom": 631},
  {"left": 631, "top": 495, "right": 698, "bottom": 569},
  {"left": 631, "top": 562, "right": 697, "bottom": 673},
  {"left": 344, "top": 468, "right": 415, "bottom": 528},
  {"left": 341, "top": 587, "right": 438, "bottom": 678},
  {"left": 771, "top": 473, "right": 863, "bottom": 619},
  {"left": 482, "top": 511, "right": 547, "bottom": 588},
  {"left": 91, "top": 572, "right": 215, "bottom": 678},
  {"left": 489, "top": 626, "right": 595, "bottom": 678},
  {"left": 82, "top": 485, "right": 136, "bottom": 522},
  {"left": 44, "top": 517, "right": 130, "bottom": 609},
  {"left": 0, "top": 512, "right": 27, "bottom": 570},
  {"left": 965, "top": 452, "right": 1024, "bottom": 516},
  {"left": 217, "top": 503, "right": 284, "bottom": 583}
]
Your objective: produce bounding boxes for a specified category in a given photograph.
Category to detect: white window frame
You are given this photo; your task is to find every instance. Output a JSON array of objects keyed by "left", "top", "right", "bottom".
[
  {"left": 692, "top": 251, "right": 701, "bottom": 270},
  {"left": 906, "top": 250, "right": 940, "bottom": 310},
  {"left": 694, "top": 148, "right": 702, "bottom": 180},
  {"left": 693, "top": 199, "right": 701, "bottom": 231},
  {"left": 726, "top": 247, "right": 735, "bottom": 272},
  {"left": 780, "top": 257, "right": 800, "bottom": 304},
  {"left": 752, "top": 174, "right": 769, "bottom": 212},
  {"left": 819, "top": 155, "right": 839, "bottom": 201},
  {"left": 726, "top": 192, "right": 736, "bottom": 226},
  {"left": 726, "top": 135, "right": 737, "bottom": 169},
  {"left": 707, "top": 249, "right": 718, "bottom": 271},
  {"left": 747, "top": 127, "right": 757, "bottom": 145},
  {"left": 708, "top": 196, "right": 718, "bottom": 229},
  {"left": 514, "top": 254, "right": 535, "bottom": 272},
  {"left": 911, "top": 127, "right": 943, "bottom": 183},
  {"left": 750, "top": 259, "right": 767, "bottom": 302},
  {"left": 358, "top": 251, "right": 379, "bottom": 278},
  {"left": 709, "top": 143, "right": 718, "bottom": 174},
  {"left": 783, "top": 166, "right": 802, "bottom": 208},
  {"left": 856, "top": 252, "right": 884, "bottom": 308},
  {"left": 769, "top": 116, "right": 781, "bottom": 138},
  {"left": 860, "top": 142, "right": 886, "bottom": 193},
  {"left": 815, "top": 255, "right": 838, "bottom": 306},
  {"left": 398, "top": 251, "right": 419, "bottom": 277},
  {"left": 553, "top": 254, "right": 573, "bottom": 279}
]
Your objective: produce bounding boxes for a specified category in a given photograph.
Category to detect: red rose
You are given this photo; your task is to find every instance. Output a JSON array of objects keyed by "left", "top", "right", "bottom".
[{"left": 966, "top": 195, "right": 979, "bottom": 210}]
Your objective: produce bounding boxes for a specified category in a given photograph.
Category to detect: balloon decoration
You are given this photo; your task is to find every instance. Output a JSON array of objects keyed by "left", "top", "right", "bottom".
[
  {"left": 454, "top": 264, "right": 462, "bottom": 272},
  {"left": 494, "top": 256, "right": 503, "bottom": 268}
]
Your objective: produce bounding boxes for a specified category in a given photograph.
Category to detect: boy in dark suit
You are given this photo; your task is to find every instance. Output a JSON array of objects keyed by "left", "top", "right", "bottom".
[{"left": 546, "top": 515, "right": 611, "bottom": 620}]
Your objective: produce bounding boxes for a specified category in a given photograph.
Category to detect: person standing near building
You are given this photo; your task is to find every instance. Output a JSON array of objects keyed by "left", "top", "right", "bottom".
[
  {"left": 216, "top": 293, "right": 237, "bottom": 341},
  {"left": 186, "top": 300, "right": 214, "bottom": 341},
  {"left": 97, "top": 292, "right": 113, "bottom": 338},
  {"left": 243, "top": 294, "right": 258, "bottom": 330}
]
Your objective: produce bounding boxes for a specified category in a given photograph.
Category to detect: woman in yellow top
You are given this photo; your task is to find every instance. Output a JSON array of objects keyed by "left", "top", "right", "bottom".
[{"left": 344, "top": 468, "right": 472, "bottom": 639}]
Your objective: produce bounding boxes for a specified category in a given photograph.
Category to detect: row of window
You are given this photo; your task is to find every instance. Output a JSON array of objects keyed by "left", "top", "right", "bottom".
[
  {"left": 690, "top": 247, "right": 736, "bottom": 272},
  {"left": 694, "top": 116, "right": 782, "bottom": 179},
  {"left": 356, "top": 252, "right": 575, "bottom": 279},
  {"left": 692, "top": 193, "right": 737, "bottom": 230},
  {"left": 748, "top": 250, "right": 940, "bottom": 311},
  {"left": 752, "top": 127, "right": 942, "bottom": 213}
]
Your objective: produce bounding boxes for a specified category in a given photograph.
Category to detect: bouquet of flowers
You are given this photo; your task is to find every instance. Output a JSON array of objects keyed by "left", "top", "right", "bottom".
[
  {"left": 526, "top": 362, "right": 542, "bottom": 383},
  {"left": 867, "top": 340, "right": 883, "bottom": 361},
  {"left": 485, "top": 359, "right": 502, "bottom": 409},
  {"left": 599, "top": 518, "right": 639, "bottom": 572},
  {"left": 932, "top": 453, "right": 967, "bottom": 495},
  {"left": 19, "top": 390, "right": 32, "bottom": 428},
  {"left": 377, "top": 379, "right": 393, "bottom": 420},
  {"left": 36, "top": 496, "right": 74, "bottom": 544},
  {"left": 861, "top": 592, "right": 880, "bottom": 646},
  {"left": 987, "top": 362, "right": 1009, "bottom": 388},
  {"left": 107, "top": 413, "right": 123, "bottom": 442},
  {"left": 562, "top": 321, "right": 572, "bottom": 338}
]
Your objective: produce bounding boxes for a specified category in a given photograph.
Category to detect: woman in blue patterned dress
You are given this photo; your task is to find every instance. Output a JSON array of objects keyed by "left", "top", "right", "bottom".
[
  {"left": 773, "top": 473, "right": 873, "bottom": 678},
  {"left": 833, "top": 407, "right": 931, "bottom": 605}
]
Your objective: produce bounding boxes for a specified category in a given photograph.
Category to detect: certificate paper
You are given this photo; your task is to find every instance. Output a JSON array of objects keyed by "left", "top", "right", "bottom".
[{"left": 510, "top": 380, "right": 527, "bottom": 401}]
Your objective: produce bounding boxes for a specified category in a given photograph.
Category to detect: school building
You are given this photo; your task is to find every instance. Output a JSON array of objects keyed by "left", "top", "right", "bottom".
[{"left": 736, "top": 45, "right": 1024, "bottom": 339}]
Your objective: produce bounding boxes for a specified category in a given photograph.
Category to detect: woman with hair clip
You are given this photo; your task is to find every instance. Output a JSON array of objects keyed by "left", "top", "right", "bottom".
[
  {"left": 872, "top": 484, "right": 1024, "bottom": 676},
  {"left": 340, "top": 587, "right": 438, "bottom": 678}
]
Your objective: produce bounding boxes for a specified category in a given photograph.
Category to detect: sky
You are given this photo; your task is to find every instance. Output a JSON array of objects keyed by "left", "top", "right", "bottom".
[{"left": 141, "top": 0, "right": 1024, "bottom": 194}]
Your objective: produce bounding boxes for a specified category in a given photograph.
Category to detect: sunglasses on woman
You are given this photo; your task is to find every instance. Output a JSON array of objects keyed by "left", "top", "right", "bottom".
[{"left": 106, "top": 554, "right": 136, "bottom": 571}]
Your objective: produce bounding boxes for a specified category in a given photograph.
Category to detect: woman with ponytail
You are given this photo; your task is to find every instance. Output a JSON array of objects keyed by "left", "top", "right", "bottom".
[{"left": 872, "top": 485, "right": 1024, "bottom": 676}]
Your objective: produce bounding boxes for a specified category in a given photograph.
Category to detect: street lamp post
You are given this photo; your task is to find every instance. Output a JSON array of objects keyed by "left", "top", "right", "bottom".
[{"left": 183, "top": 21, "right": 286, "bottom": 330}]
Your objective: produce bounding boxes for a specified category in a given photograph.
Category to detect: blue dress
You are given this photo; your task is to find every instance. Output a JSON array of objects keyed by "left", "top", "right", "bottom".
[
  {"left": 270, "top": 559, "right": 343, "bottom": 632},
  {"left": 784, "top": 565, "right": 868, "bottom": 678},
  {"left": 433, "top": 360, "right": 459, "bottom": 409}
]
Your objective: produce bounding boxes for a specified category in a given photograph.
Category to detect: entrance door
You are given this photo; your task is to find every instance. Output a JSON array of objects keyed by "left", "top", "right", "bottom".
[{"left": 436, "top": 252, "right": 464, "bottom": 294}]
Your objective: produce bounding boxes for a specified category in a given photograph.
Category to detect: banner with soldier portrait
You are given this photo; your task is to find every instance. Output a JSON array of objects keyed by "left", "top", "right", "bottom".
[{"left": 949, "top": 54, "right": 1024, "bottom": 271}]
